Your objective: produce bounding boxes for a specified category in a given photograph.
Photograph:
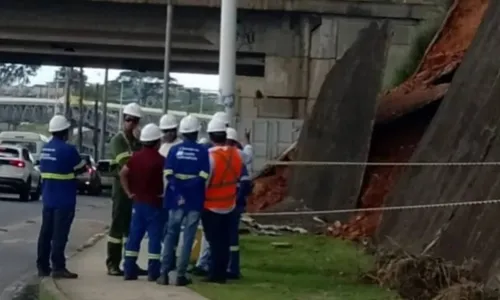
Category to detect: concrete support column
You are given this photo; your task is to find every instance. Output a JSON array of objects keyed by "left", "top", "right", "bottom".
[{"left": 218, "top": 0, "right": 237, "bottom": 126}]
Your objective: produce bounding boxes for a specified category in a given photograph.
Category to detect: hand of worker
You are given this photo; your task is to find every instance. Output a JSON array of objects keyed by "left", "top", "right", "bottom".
[
  {"left": 244, "top": 128, "right": 251, "bottom": 142},
  {"left": 126, "top": 192, "right": 136, "bottom": 200}
]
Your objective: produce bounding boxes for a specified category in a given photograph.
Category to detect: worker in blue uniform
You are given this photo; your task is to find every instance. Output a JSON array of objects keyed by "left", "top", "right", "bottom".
[
  {"left": 36, "top": 115, "right": 87, "bottom": 279},
  {"left": 157, "top": 114, "right": 210, "bottom": 286}
]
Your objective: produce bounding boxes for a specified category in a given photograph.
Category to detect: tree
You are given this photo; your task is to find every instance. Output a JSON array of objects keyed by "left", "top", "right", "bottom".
[
  {"left": 55, "top": 67, "right": 88, "bottom": 84},
  {"left": 0, "top": 64, "right": 40, "bottom": 86},
  {"left": 114, "top": 70, "right": 178, "bottom": 107}
]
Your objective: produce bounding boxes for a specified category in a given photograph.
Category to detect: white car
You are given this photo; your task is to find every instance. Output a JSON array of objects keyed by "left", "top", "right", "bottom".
[{"left": 0, "top": 144, "right": 42, "bottom": 201}]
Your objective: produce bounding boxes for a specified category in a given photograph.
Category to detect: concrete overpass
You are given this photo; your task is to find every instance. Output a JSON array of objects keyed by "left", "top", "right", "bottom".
[
  {"left": 0, "top": 0, "right": 440, "bottom": 123},
  {"left": 0, "top": 0, "right": 437, "bottom": 75}
]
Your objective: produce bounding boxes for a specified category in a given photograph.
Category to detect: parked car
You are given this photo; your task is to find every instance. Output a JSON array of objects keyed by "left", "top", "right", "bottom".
[
  {"left": 0, "top": 144, "right": 41, "bottom": 201},
  {"left": 0, "top": 131, "right": 49, "bottom": 163},
  {"left": 77, "top": 154, "right": 102, "bottom": 196},
  {"left": 97, "top": 159, "right": 113, "bottom": 190}
]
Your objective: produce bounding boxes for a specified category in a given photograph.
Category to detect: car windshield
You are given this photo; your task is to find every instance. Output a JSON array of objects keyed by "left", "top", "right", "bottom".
[
  {"left": 0, "top": 147, "right": 19, "bottom": 158},
  {"left": 1, "top": 141, "right": 37, "bottom": 153}
]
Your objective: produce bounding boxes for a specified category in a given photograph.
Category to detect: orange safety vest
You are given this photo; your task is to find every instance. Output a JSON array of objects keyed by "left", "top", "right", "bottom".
[{"left": 205, "top": 146, "right": 243, "bottom": 210}]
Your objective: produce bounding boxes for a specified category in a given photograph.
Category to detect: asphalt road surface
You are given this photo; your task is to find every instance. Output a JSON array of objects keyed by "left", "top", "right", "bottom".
[{"left": 0, "top": 194, "right": 112, "bottom": 295}]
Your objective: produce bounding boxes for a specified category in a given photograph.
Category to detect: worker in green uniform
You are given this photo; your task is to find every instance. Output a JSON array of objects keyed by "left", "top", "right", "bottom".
[{"left": 106, "top": 102, "right": 146, "bottom": 276}]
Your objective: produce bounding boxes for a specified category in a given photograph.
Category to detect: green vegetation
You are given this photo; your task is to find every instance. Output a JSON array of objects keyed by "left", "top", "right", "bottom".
[
  {"left": 390, "top": 19, "right": 442, "bottom": 88},
  {"left": 191, "top": 234, "right": 400, "bottom": 300}
]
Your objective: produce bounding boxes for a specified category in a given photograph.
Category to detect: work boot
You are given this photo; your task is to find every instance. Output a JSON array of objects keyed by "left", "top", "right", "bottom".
[
  {"left": 124, "top": 273, "right": 138, "bottom": 281},
  {"left": 137, "top": 266, "right": 148, "bottom": 276},
  {"left": 176, "top": 276, "right": 192, "bottom": 286},
  {"left": 37, "top": 269, "right": 51, "bottom": 277},
  {"left": 107, "top": 266, "right": 124, "bottom": 276},
  {"left": 191, "top": 266, "right": 208, "bottom": 276},
  {"left": 202, "top": 277, "right": 226, "bottom": 284},
  {"left": 156, "top": 274, "right": 169, "bottom": 285},
  {"left": 226, "top": 272, "right": 241, "bottom": 280},
  {"left": 52, "top": 269, "right": 78, "bottom": 279}
]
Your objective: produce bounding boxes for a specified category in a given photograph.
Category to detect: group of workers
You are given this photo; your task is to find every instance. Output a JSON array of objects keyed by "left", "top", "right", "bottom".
[{"left": 36, "top": 102, "right": 253, "bottom": 286}]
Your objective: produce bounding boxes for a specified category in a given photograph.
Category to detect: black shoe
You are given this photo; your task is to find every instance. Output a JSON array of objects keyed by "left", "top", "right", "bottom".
[
  {"left": 202, "top": 277, "right": 226, "bottom": 284},
  {"left": 137, "top": 266, "right": 148, "bottom": 276},
  {"left": 124, "top": 273, "right": 138, "bottom": 281},
  {"left": 148, "top": 274, "right": 160, "bottom": 282},
  {"left": 38, "top": 269, "right": 51, "bottom": 277},
  {"left": 107, "top": 266, "right": 124, "bottom": 276},
  {"left": 191, "top": 266, "right": 208, "bottom": 276},
  {"left": 226, "top": 273, "right": 241, "bottom": 280},
  {"left": 52, "top": 269, "right": 78, "bottom": 279},
  {"left": 156, "top": 274, "right": 169, "bottom": 285},
  {"left": 176, "top": 276, "right": 192, "bottom": 286}
]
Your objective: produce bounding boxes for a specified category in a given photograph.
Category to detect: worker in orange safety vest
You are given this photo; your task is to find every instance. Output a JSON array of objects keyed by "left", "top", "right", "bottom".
[{"left": 201, "top": 118, "right": 247, "bottom": 284}]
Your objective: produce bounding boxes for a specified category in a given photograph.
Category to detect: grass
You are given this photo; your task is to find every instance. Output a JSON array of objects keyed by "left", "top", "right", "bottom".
[{"left": 190, "top": 234, "right": 400, "bottom": 300}]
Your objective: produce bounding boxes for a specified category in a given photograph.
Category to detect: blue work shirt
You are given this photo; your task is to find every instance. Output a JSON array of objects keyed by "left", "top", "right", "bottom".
[
  {"left": 40, "top": 137, "right": 85, "bottom": 209},
  {"left": 163, "top": 139, "right": 210, "bottom": 211}
]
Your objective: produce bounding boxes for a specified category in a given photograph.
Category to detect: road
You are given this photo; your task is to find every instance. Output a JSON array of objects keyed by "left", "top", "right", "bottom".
[{"left": 0, "top": 194, "right": 111, "bottom": 295}]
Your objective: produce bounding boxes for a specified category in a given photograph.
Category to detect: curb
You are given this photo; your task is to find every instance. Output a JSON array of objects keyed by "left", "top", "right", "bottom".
[
  {"left": 38, "top": 231, "right": 107, "bottom": 300},
  {"left": 0, "top": 229, "right": 107, "bottom": 300}
]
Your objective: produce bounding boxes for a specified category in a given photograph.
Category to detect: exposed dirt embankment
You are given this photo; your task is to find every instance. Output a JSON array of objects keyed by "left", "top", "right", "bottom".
[{"left": 247, "top": 0, "right": 489, "bottom": 241}]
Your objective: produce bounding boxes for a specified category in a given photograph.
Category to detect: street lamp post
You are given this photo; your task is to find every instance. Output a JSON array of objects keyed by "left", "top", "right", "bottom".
[
  {"left": 99, "top": 68, "right": 109, "bottom": 160},
  {"left": 218, "top": 0, "right": 237, "bottom": 126},
  {"left": 162, "top": 0, "right": 173, "bottom": 114},
  {"left": 118, "top": 76, "right": 130, "bottom": 129}
]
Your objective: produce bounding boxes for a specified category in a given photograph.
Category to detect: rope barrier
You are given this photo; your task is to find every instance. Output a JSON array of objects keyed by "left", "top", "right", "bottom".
[
  {"left": 247, "top": 198, "right": 500, "bottom": 217},
  {"left": 266, "top": 160, "right": 500, "bottom": 167}
]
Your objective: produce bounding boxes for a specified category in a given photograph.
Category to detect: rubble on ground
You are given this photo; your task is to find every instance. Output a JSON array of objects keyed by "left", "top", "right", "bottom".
[
  {"left": 365, "top": 249, "right": 499, "bottom": 300},
  {"left": 247, "top": 0, "right": 489, "bottom": 241}
]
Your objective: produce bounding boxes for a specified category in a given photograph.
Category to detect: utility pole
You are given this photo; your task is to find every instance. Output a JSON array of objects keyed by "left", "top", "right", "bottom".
[
  {"left": 162, "top": 0, "right": 173, "bottom": 113},
  {"left": 99, "top": 68, "right": 109, "bottom": 160},
  {"left": 78, "top": 67, "right": 84, "bottom": 152},
  {"left": 93, "top": 84, "right": 100, "bottom": 160},
  {"left": 219, "top": 0, "right": 237, "bottom": 126},
  {"left": 63, "top": 67, "right": 72, "bottom": 119}
]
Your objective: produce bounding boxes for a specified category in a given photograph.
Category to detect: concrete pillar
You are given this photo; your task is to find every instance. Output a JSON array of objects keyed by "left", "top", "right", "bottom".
[{"left": 218, "top": 0, "right": 237, "bottom": 125}]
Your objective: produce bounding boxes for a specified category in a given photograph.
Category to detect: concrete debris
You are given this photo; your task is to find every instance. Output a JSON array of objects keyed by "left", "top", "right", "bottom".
[
  {"left": 247, "top": 0, "right": 489, "bottom": 242},
  {"left": 287, "top": 21, "right": 390, "bottom": 220},
  {"left": 271, "top": 242, "right": 292, "bottom": 249},
  {"left": 378, "top": 0, "right": 500, "bottom": 283},
  {"left": 241, "top": 215, "right": 308, "bottom": 236}
]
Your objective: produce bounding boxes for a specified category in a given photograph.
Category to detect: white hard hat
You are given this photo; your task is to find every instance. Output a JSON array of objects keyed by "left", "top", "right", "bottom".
[
  {"left": 179, "top": 115, "right": 201, "bottom": 134},
  {"left": 140, "top": 123, "right": 162, "bottom": 142},
  {"left": 226, "top": 127, "right": 238, "bottom": 141},
  {"left": 198, "top": 137, "right": 208, "bottom": 144},
  {"left": 123, "top": 102, "right": 142, "bottom": 118},
  {"left": 48, "top": 115, "right": 71, "bottom": 133},
  {"left": 212, "top": 111, "right": 229, "bottom": 125},
  {"left": 207, "top": 118, "right": 227, "bottom": 133},
  {"left": 159, "top": 114, "right": 178, "bottom": 130}
]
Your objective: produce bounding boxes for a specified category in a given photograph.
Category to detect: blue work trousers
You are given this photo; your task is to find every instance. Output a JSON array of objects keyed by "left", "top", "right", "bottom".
[
  {"left": 161, "top": 208, "right": 200, "bottom": 278},
  {"left": 201, "top": 209, "right": 231, "bottom": 281},
  {"left": 36, "top": 206, "right": 75, "bottom": 272},
  {"left": 228, "top": 209, "right": 242, "bottom": 276},
  {"left": 124, "top": 202, "right": 163, "bottom": 280}
]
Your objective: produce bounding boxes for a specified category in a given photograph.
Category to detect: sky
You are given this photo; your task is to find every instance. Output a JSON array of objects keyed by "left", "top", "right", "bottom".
[{"left": 30, "top": 66, "right": 220, "bottom": 91}]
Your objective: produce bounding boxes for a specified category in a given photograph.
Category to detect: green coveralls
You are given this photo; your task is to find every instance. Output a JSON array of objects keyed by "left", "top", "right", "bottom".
[{"left": 106, "top": 131, "right": 141, "bottom": 270}]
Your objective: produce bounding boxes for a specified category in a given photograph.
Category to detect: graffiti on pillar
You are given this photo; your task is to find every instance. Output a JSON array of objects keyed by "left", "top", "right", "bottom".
[
  {"left": 220, "top": 93, "right": 235, "bottom": 109},
  {"left": 236, "top": 20, "right": 256, "bottom": 51}
]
